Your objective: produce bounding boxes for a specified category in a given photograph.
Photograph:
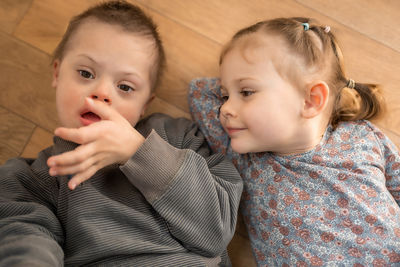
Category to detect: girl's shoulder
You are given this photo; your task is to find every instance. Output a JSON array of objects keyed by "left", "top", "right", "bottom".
[
  {"left": 331, "top": 120, "right": 397, "bottom": 155},
  {"left": 333, "top": 120, "right": 383, "bottom": 138}
]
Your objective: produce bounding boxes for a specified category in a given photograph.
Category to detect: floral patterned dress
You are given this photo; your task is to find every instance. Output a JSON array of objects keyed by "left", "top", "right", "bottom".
[{"left": 188, "top": 77, "right": 400, "bottom": 266}]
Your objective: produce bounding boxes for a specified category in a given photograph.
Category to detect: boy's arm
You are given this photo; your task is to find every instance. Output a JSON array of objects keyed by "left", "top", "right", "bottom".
[
  {"left": 121, "top": 113, "right": 243, "bottom": 257},
  {"left": 188, "top": 78, "right": 230, "bottom": 154},
  {"left": 0, "top": 157, "right": 64, "bottom": 266}
]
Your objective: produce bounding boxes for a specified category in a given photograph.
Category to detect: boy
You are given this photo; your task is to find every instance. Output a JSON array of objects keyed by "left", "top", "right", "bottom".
[{"left": 0, "top": 1, "right": 242, "bottom": 266}]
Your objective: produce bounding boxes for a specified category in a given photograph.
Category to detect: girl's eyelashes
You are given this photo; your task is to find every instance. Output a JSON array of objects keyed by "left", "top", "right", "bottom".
[
  {"left": 240, "top": 88, "right": 255, "bottom": 97},
  {"left": 78, "top": 69, "right": 94, "bottom": 79},
  {"left": 118, "top": 84, "right": 134, "bottom": 92}
]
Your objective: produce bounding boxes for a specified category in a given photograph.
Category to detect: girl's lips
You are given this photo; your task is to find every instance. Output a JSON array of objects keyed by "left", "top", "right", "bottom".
[
  {"left": 226, "top": 127, "right": 246, "bottom": 136},
  {"left": 80, "top": 111, "right": 101, "bottom": 126}
]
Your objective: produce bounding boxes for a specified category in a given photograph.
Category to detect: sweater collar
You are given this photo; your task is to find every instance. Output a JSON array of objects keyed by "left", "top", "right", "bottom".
[{"left": 52, "top": 136, "right": 79, "bottom": 156}]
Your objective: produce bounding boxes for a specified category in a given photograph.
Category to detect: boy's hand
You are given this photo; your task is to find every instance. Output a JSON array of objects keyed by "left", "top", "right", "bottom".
[{"left": 47, "top": 98, "right": 145, "bottom": 190}]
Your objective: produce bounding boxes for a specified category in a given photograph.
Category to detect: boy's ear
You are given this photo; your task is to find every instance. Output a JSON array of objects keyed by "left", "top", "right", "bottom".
[
  {"left": 302, "top": 81, "right": 330, "bottom": 118},
  {"left": 52, "top": 60, "right": 60, "bottom": 88},
  {"left": 141, "top": 93, "right": 155, "bottom": 117}
]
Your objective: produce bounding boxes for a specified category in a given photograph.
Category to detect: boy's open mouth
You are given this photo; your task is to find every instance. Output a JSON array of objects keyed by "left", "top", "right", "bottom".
[{"left": 80, "top": 111, "right": 101, "bottom": 125}]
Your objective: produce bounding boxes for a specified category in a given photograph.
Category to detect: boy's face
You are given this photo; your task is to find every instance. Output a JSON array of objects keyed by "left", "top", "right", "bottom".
[{"left": 52, "top": 19, "right": 155, "bottom": 129}]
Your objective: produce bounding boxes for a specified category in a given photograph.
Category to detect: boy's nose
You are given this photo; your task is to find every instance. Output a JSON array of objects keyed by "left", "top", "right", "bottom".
[
  {"left": 91, "top": 94, "right": 111, "bottom": 104},
  {"left": 91, "top": 83, "right": 112, "bottom": 104}
]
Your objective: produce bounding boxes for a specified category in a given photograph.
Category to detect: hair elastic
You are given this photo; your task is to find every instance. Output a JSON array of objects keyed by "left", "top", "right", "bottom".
[
  {"left": 324, "top": 26, "right": 331, "bottom": 33},
  {"left": 347, "top": 79, "right": 356, "bottom": 89},
  {"left": 302, "top": 23, "right": 310, "bottom": 31}
]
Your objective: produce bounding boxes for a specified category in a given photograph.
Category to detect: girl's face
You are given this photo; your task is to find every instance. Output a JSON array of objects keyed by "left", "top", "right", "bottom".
[
  {"left": 219, "top": 35, "right": 306, "bottom": 154},
  {"left": 52, "top": 19, "right": 155, "bottom": 129}
]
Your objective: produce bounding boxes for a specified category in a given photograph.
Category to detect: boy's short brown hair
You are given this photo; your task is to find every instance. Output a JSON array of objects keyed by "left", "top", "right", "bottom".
[{"left": 53, "top": 0, "right": 165, "bottom": 91}]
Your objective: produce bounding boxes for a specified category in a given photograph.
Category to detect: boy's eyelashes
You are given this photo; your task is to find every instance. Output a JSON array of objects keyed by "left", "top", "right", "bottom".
[
  {"left": 118, "top": 84, "right": 135, "bottom": 92},
  {"left": 78, "top": 69, "right": 95, "bottom": 79},
  {"left": 77, "top": 69, "right": 136, "bottom": 93}
]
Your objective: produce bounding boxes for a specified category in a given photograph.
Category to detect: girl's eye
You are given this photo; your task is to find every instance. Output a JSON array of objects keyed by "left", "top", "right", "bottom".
[
  {"left": 240, "top": 90, "right": 254, "bottom": 97},
  {"left": 78, "top": 70, "right": 94, "bottom": 79},
  {"left": 221, "top": 95, "right": 229, "bottom": 103},
  {"left": 118, "top": 84, "right": 134, "bottom": 92}
]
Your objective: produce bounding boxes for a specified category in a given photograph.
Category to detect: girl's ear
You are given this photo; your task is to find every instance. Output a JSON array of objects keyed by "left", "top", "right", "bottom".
[
  {"left": 52, "top": 60, "right": 60, "bottom": 88},
  {"left": 302, "top": 81, "right": 330, "bottom": 118}
]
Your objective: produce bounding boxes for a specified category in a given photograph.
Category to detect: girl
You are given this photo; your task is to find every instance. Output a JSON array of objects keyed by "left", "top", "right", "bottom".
[{"left": 189, "top": 17, "right": 400, "bottom": 266}]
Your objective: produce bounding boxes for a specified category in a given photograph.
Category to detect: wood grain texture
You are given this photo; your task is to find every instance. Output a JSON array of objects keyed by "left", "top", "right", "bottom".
[
  {"left": 21, "top": 126, "right": 53, "bottom": 159},
  {"left": 0, "top": 31, "right": 58, "bottom": 132},
  {"left": 296, "top": 0, "right": 400, "bottom": 52},
  {"left": 0, "top": 106, "right": 35, "bottom": 164},
  {"left": 13, "top": 0, "right": 98, "bottom": 54},
  {"left": 0, "top": 0, "right": 32, "bottom": 34}
]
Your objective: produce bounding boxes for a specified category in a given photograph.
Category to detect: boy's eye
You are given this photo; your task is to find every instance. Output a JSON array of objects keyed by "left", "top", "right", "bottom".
[
  {"left": 78, "top": 70, "right": 94, "bottom": 79},
  {"left": 118, "top": 84, "right": 134, "bottom": 92}
]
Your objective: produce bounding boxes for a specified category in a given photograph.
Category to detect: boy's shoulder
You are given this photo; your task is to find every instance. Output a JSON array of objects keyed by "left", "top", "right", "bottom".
[{"left": 136, "top": 113, "right": 197, "bottom": 138}]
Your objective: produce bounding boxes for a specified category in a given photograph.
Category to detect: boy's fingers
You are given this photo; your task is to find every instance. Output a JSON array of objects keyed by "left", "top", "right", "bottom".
[
  {"left": 85, "top": 97, "right": 122, "bottom": 122},
  {"left": 55, "top": 124, "right": 104, "bottom": 145},
  {"left": 48, "top": 142, "right": 96, "bottom": 167},
  {"left": 68, "top": 164, "right": 101, "bottom": 190},
  {"left": 48, "top": 155, "right": 96, "bottom": 176}
]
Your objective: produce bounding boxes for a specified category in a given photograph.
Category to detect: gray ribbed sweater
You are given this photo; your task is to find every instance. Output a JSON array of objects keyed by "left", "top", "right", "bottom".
[{"left": 0, "top": 113, "right": 243, "bottom": 266}]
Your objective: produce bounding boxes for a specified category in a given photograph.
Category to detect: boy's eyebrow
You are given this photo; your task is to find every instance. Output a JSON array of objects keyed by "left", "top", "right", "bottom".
[{"left": 77, "top": 54, "right": 97, "bottom": 64}]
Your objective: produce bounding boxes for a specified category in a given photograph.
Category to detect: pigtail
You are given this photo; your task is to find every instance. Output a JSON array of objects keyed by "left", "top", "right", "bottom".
[{"left": 330, "top": 80, "right": 385, "bottom": 128}]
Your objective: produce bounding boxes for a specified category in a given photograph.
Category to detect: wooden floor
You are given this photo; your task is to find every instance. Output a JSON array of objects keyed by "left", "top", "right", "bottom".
[{"left": 1, "top": 0, "right": 399, "bottom": 266}]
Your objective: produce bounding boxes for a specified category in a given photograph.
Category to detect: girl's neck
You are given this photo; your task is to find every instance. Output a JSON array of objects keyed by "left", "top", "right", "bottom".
[{"left": 274, "top": 120, "right": 328, "bottom": 156}]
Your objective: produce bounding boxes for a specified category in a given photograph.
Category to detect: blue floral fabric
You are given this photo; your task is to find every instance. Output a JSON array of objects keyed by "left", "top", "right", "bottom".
[{"left": 188, "top": 77, "right": 400, "bottom": 266}]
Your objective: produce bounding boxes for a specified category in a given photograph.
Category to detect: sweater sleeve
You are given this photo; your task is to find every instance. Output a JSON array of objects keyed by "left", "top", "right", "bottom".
[
  {"left": 120, "top": 113, "right": 243, "bottom": 257},
  {"left": 188, "top": 77, "right": 230, "bottom": 155},
  {"left": 0, "top": 156, "right": 64, "bottom": 266}
]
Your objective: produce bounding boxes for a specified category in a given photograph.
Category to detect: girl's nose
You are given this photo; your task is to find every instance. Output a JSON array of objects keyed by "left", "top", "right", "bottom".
[
  {"left": 219, "top": 99, "right": 236, "bottom": 118},
  {"left": 91, "top": 83, "right": 112, "bottom": 104}
]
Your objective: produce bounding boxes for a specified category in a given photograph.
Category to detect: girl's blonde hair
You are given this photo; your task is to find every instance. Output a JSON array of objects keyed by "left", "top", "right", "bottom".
[
  {"left": 220, "top": 17, "right": 385, "bottom": 128},
  {"left": 53, "top": 0, "right": 165, "bottom": 92}
]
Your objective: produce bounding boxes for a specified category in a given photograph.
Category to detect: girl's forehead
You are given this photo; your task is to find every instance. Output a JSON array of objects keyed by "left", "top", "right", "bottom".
[
  {"left": 231, "top": 33, "right": 291, "bottom": 65},
  {"left": 223, "top": 33, "right": 309, "bottom": 89}
]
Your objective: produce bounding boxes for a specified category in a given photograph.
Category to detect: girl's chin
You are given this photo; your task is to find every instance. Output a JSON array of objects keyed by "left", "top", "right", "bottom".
[{"left": 230, "top": 143, "right": 250, "bottom": 154}]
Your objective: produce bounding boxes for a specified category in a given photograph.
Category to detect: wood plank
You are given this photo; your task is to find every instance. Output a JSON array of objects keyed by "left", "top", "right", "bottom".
[
  {"left": 13, "top": 0, "right": 99, "bottom": 55},
  {"left": 21, "top": 127, "right": 53, "bottom": 159},
  {"left": 0, "top": 107, "right": 35, "bottom": 165},
  {"left": 0, "top": 31, "right": 58, "bottom": 132},
  {"left": 0, "top": 0, "right": 32, "bottom": 34},
  {"left": 143, "top": 96, "right": 190, "bottom": 119},
  {"left": 228, "top": 228, "right": 256, "bottom": 267},
  {"left": 296, "top": 0, "right": 400, "bottom": 52}
]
